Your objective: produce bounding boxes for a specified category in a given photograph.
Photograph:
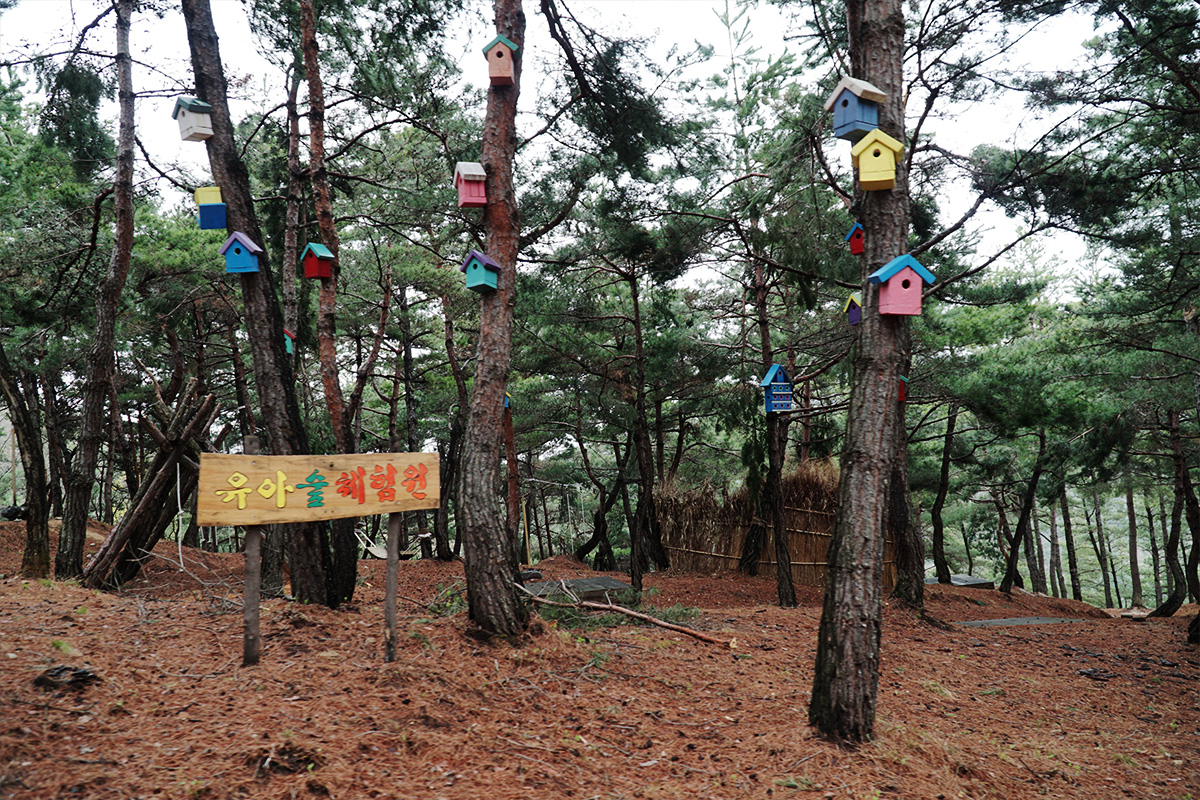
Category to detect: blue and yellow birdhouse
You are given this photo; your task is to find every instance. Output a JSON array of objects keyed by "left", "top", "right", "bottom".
[
  {"left": 219, "top": 231, "right": 263, "bottom": 274},
  {"left": 460, "top": 249, "right": 501, "bottom": 293},
  {"left": 823, "top": 76, "right": 887, "bottom": 143},
  {"left": 760, "top": 364, "right": 793, "bottom": 414}
]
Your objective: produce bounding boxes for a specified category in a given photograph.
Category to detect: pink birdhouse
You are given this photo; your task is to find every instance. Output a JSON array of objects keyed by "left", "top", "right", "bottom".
[
  {"left": 454, "top": 161, "right": 487, "bottom": 208},
  {"left": 868, "top": 254, "right": 937, "bottom": 316},
  {"left": 482, "top": 34, "right": 520, "bottom": 86}
]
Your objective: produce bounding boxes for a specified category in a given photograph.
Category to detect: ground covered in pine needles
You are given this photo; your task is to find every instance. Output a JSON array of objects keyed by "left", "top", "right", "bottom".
[{"left": 0, "top": 521, "right": 1196, "bottom": 800}]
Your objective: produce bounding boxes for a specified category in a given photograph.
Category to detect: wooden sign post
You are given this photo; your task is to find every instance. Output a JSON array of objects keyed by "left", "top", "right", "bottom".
[
  {"left": 384, "top": 435, "right": 404, "bottom": 663},
  {"left": 197, "top": 448, "right": 440, "bottom": 664}
]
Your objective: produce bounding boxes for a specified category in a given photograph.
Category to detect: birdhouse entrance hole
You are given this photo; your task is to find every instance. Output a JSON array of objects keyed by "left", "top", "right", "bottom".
[
  {"left": 873, "top": 148, "right": 881, "bottom": 157},
  {"left": 901, "top": 278, "right": 911, "bottom": 289},
  {"left": 841, "top": 98, "right": 848, "bottom": 107},
  {"left": 234, "top": 247, "right": 242, "bottom": 255}
]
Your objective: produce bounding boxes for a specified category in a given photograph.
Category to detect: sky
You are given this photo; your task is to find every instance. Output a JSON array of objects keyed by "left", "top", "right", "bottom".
[{"left": 0, "top": 0, "right": 1097, "bottom": 280}]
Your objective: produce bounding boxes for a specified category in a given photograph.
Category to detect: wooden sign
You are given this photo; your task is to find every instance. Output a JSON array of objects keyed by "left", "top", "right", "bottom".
[{"left": 197, "top": 452, "right": 439, "bottom": 526}]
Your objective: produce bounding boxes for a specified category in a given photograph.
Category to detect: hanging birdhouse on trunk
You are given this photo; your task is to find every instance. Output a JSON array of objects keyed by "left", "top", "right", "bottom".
[
  {"left": 195, "top": 186, "right": 225, "bottom": 230},
  {"left": 301, "top": 242, "right": 334, "bottom": 279},
  {"left": 460, "top": 249, "right": 501, "bottom": 293},
  {"left": 172, "top": 97, "right": 214, "bottom": 142},
  {"left": 482, "top": 34, "right": 521, "bottom": 86},
  {"left": 760, "top": 364, "right": 794, "bottom": 413},
  {"left": 219, "top": 231, "right": 263, "bottom": 274},
  {"left": 868, "top": 253, "right": 936, "bottom": 315},
  {"left": 844, "top": 222, "right": 865, "bottom": 255},
  {"left": 843, "top": 293, "right": 862, "bottom": 326},
  {"left": 454, "top": 161, "right": 487, "bottom": 208},
  {"left": 850, "top": 129, "right": 904, "bottom": 191},
  {"left": 284, "top": 327, "right": 296, "bottom": 355},
  {"left": 822, "top": 76, "right": 887, "bottom": 143}
]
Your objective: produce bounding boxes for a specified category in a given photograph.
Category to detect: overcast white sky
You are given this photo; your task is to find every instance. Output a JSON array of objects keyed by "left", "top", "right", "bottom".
[{"left": 1, "top": 0, "right": 1096, "bottom": 275}]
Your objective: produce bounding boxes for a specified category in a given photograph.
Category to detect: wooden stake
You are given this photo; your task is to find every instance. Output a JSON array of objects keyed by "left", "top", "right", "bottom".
[
  {"left": 384, "top": 434, "right": 403, "bottom": 663},
  {"left": 242, "top": 435, "right": 263, "bottom": 666}
]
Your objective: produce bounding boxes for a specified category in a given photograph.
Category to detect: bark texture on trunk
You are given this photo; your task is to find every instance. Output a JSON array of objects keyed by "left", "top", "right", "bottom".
[
  {"left": 58, "top": 0, "right": 136, "bottom": 579},
  {"left": 0, "top": 346, "right": 50, "bottom": 578},
  {"left": 458, "top": 0, "right": 529, "bottom": 637},
  {"left": 930, "top": 403, "right": 957, "bottom": 584},
  {"left": 809, "top": 0, "right": 908, "bottom": 743}
]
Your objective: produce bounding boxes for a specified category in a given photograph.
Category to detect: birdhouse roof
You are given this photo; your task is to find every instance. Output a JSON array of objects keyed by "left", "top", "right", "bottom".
[
  {"left": 842, "top": 293, "right": 862, "bottom": 312},
  {"left": 868, "top": 254, "right": 936, "bottom": 286},
  {"left": 172, "top": 96, "right": 213, "bottom": 119},
  {"left": 283, "top": 328, "right": 296, "bottom": 339},
  {"left": 454, "top": 161, "right": 486, "bottom": 181},
  {"left": 302, "top": 242, "right": 334, "bottom": 260},
  {"left": 844, "top": 223, "right": 863, "bottom": 242},
  {"left": 460, "top": 249, "right": 500, "bottom": 273},
  {"left": 850, "top": 128, "right": 904, "bottom": 161},
  {"left": 218, "top": 231, "right": 263, "bottom": 256},
  {"left": 482, "top": 34, "right": 521, "bottom": 59},
  {"left": 822, "top": 76, "right": 887, "bottom": 112},
  {"left": 759, "top": 364, "right": 791, "bottom": 388}
]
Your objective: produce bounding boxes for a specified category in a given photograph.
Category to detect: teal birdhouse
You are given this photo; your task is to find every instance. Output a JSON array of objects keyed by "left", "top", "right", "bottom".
[
  {"left": 822, "top": 76, "right": 887, "bottom": 143},
  {"left": 760, "top": 364, "right": 793, "bottom": 413},
  {"left": 284, "top": 327, "right": 296, "bottom": 355},
  {"left": 219, "top": 231, "right": 263, "bottom": 274},
  {"left": 460, "top": 249, "right": 500, "bottom": 293}
]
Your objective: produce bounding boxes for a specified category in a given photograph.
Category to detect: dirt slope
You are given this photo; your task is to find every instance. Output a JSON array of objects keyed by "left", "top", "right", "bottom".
[{"left": 0, "top": 521, "right": 1196, "bottom": 799}]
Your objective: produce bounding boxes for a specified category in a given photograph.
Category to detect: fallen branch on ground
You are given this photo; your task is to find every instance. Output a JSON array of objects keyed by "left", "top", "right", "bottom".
[{"left": 516, "top": 583, "right": 733, "bottom": 648}]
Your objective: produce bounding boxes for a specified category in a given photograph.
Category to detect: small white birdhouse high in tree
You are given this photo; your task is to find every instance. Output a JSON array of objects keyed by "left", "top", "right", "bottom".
[
  {"left": 822, "top": 76, "right": 887, "bottom": 143},
  {"left": 482, "top": 34, "right": 521, "bottom": 86},
  {"left": 850, "top": 129, "right": 904, "bottom": 191},
  {"left": 868, "top": 254, "right": 936, "bottom": 316},
  {"left": 454, "top": 161, "right": 487, "bottom": 208},
  {"left": 760, "top": 365, "right": 794, "bottom": 414},
  {"left": 172, "top": 97, "right": 214, "bottom": 142}
]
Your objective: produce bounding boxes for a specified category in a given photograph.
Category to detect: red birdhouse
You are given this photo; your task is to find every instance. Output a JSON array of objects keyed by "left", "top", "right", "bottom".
[
  {"left": 845, "top": 223, "right": 865, "bottom": 255},
  {"left": 454, "top": 161, "right": 487, "bottom": 208},
  {"left": 301, "top": 242, "right": 334, "bottom": 279}
]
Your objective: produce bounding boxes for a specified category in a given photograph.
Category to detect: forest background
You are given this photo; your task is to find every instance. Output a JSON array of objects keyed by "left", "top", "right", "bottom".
[{"left": 0, "top": 0, "right": 1197, "bottom": 626}]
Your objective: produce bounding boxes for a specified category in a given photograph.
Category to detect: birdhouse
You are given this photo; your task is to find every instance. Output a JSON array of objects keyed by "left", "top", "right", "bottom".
[
  {"left": 197, "top": 203, "right": 226, "bottom": 230},
  {"left": 218, "top": 231, "right": 263, "bottom": 274},
  {"left": 454, "top": 161, "right": 487, "bottom": 208},
  {"left": 301, "top": 242, "right": 334, "bottom": 279},
  {"left": 843, "top": 293, "right": 862, "bottom": 326},
  {"left": 195, "top": 186, "right": 222, "bottom": 205},
  {"left": 283, "top": 327, "right": 296, "bottom": 355},
  {"left": 898, "top": 375, "right": 908, "bottom": 403},
  {"left": 172, "top": 97, "right": 214, "bottom": 142},
  {"left": 759, "top": 364, "right": 793, "bottom": 414},
  {"left": 504, "top": 391, "right": 511, "bottom": 409},
  {"left": 845, "top": 223, "right": 865, "bottom": 255},
  {"left": 482, "top": 34, "right": 521, "bottom": 86},
  {"left": 460, "top": 249, "right": 501, "bottom": 293},
  {"left": 868, "top": 254, "right": 936, "bottom": 316},
  {"left": 850, "top": 129, "right": 904, "bottom": 191},
  {"left": 822, "top": 76, "right": 887, "bottom": 142}
]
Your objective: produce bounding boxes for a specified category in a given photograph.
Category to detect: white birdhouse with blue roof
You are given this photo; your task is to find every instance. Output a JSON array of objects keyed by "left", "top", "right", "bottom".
[
  {"left": 219, "top": 231, "right": 263, "bottom": 274},
  {"left": 823, "top": 76, "right": 887, "bottom": 143},
  {"left": 760, "top": 364, "right": 794, "bottom": 413},
  {"left": 868, "top": 253, "right": 936, "bottom": 315},
  {"left": 173, "top": 97, "right": 214, "bottom": 142}
]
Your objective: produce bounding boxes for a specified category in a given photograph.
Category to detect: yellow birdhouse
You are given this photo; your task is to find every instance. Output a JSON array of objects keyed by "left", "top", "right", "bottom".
[{"left": 850, "top": 129, "right": 904, "bottom": 191}]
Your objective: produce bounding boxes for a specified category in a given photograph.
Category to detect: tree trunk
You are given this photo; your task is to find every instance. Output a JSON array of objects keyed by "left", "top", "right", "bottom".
[
  {"left": 1048, "top": 502, "right": 1063, "bottom": 598},
  {"left": 1146, "top": 495, "right": 1163, "bottom": 606},
  {"left": 57, "top": 0, "right": 136, "bottom": 579},
  {"left": 435, "top": 296, "right": 468, "bottom": 561},
  {"left": 458, "top": 0, "right": 528, "bottom": 638},
  {"left": 1126, "top": 484, "right": 1143, "bottom": 607},
  {"left": 1032, "top": 510, "right": 1047, "bottom": 594},
  {"left": 1000, "top": 431, "right": 1045, "bottom": 594},
  {"left": 810, "top": 0, "right": 909, "bottom": 744},
  {"left": 930, "top": 402, "right": 957, "bottom": 584},
  {"left": 1088, "top": 494, "right": 1114, "bottom": 608},
  {"left": 0, "top": 345, "right": 51, "bottom": 578},
  {"left": 960, "top": 522, "right": 973, "bottom": 576},
  {"left": 1060, "top": 487, "right": 1082, "bottom": 601}
]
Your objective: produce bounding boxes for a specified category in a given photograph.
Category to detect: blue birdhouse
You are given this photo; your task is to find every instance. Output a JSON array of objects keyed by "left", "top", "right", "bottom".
[
  {"left": 822, "top": 76, "right": 887, "bottom": 143},
  {"left": 868, "top": 254, "right": 937, "bottom": 316},
  {"left": 460, "top": 249, "right": 500, "bottom": 293},
  {"left": 197, "top": 203, "right": 226, "bottom": 230},
  {"left": 219, "top": 231, "right": 263, "bottom": 274},
  {"left": 504, "top": 391, "right": 511, "bottom": 409},
  {"left": 284, "top": 327, "right": 295, "bottom": 355},
  {"left": 760, "top": 364, "right": 793, "bottom": 414}
]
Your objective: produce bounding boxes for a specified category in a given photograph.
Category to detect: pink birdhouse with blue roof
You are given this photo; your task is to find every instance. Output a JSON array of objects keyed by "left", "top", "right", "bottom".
[
  {"left": 760, "top": 365, "right": 793, "bottom": 413},
  {"left": 868, "top": 254, "right": 936, "bottom": 315},
  {"left": 461, "top": 249, "right": 500, "bottom": 293},
  {"left": 822, "top": 76, "right": 887, "bottom": 143},
  {"left": 219, "top": 231, "right": 263, "bottom": 274}
]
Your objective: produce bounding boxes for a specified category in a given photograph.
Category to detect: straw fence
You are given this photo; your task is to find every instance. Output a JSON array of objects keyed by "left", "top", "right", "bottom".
[{"left": 657, "top": 460, "right": 897, "bottom": 589}]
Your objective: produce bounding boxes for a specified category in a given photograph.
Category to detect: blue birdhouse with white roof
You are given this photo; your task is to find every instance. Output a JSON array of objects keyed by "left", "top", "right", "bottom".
[
  {"left": 460, "top": 249, "right": 500, "bottom": 293},
  {"left": 823, "top": 76, "right": 887, "bottom": 143},
  {"left": 760, "top": 365, "right": 794, "bottom": 414},
  {"left": 868, "top": 254, "right": 936, "bottom": 315},
  {"left": 219, "top": 231, "right": 263, "bottom": 274}
]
